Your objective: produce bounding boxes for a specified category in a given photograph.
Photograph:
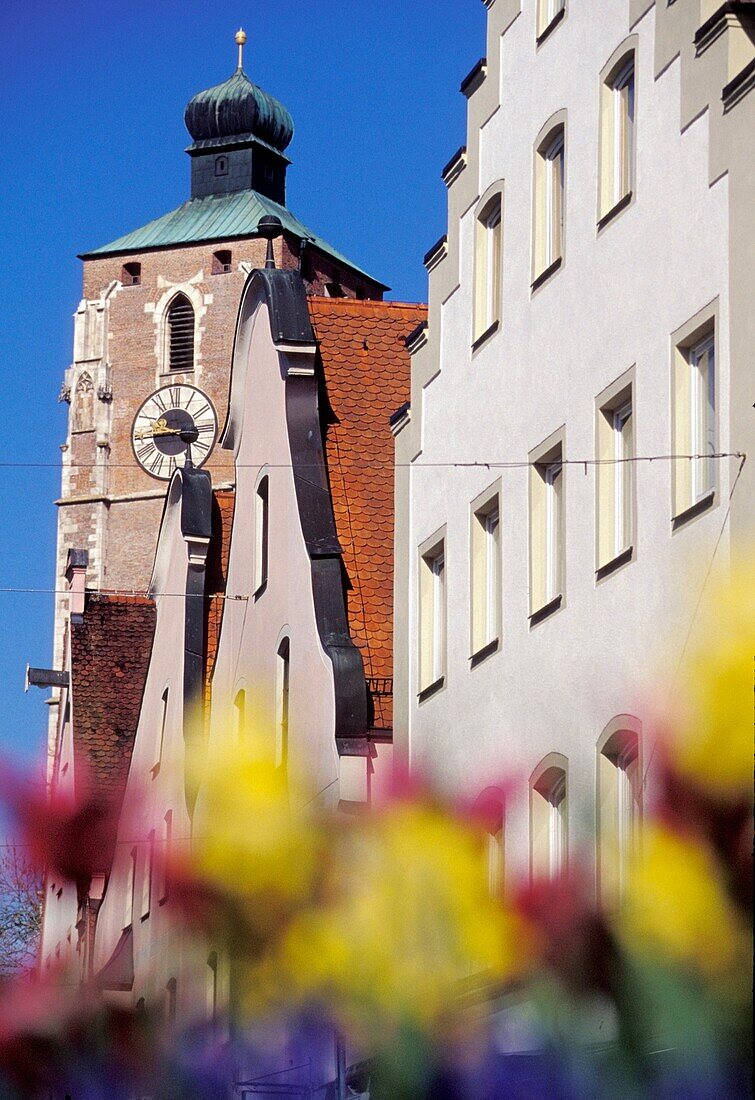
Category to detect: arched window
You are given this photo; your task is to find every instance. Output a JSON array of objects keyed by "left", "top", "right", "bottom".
[
  {"left": 533, "top": 114, "right": 566, "bottom": 285},
  {"left": 276, "top": 638, "right": 290, "bottom": 770},
  {"left": 598, "top": 719, "right": 642, "bottom": 905},
  {"left": 473, "top": 193, "right": 502, "bottom": 342},
  {"left": 254, "top": 476, "right": 269, "bottom": 594},
  {"left": 206, "top": 952, "right": 218, "bottom": 1021},
  {"left": 233, "top": 689, "right": 246, "bottom": 740},
  {"left": 121, "top": 261, "right": 141, "bottom": 286},
  {"left": 530, "top": 758, "right": 567, "bottom": 880},
  {"left": 599, "top": 44, "right": 637, "bottom": 224},
  {"left": 212, "top": 250, "right": 232, "bottom": 275},
  {"left": 166, "top": 293, "right": 195, "bottom": 372}
]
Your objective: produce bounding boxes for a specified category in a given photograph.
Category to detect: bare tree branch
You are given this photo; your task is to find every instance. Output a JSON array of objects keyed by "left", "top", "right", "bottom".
[{"left": 0, "top": 844, "right": 43, "bottom": 975}]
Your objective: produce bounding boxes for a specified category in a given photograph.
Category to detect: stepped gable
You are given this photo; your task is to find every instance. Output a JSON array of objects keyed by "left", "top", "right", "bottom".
[
  {"left": 70, "top": 594, "right": 156, "bottom": 810},
  {"left": 308, "top": 297, "right": 427, "bottom": 731}
]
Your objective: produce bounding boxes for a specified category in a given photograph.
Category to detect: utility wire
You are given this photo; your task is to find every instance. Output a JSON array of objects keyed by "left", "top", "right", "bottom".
[
  {"left": 0, "top": 451, "right": 745, "bottom": 470},
  {"left": 643, "top": 451, "right": 748, "bottom": 784}
]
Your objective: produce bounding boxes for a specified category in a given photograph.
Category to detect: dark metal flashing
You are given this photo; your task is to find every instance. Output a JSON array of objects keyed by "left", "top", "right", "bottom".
[
  {"left": 404, "top": 321, "right": 428, "bottom": 349},
  {"left": 460, "top": 57, "right": 487, "bottom": 97},
  {"left": 65, "top": 548, "right": 88, "bottom": 573},
  {"left": 25, "top": 667, "right": 69, "bottom": 690},
  {"left": 723, "top": 56, "right": 755, "bottom": 108},
  {"left": 96, "top": 926, "right": 134, "bottom": 992},
  {"left": 389, "top": 401, "right": 411, "bottom": 429},
  {"left": 695, "top": 1, "right": 755, "bottom": 49},
  {"left": 417, "top": 676, "right": 444, "bottom": 703},
  {"left": 595, "top": 545, "right": 634, "bottom": 582},
  {"left": 232, "top": 267, "right": 368, "bottom": 743},
  {"left": 536, "top": 4, "right": 566, "bottom": 45},
  {"left": 156, "top": 465, "right": 212, "bottom": 814},
  {"left": 185, "top": 133, "right": 292, "bottom": 165},
  {"left": 423, "top": 234, "right": 447, "bottom": 268},
  {"left": 530, "top": 255, "right": 563, "bottom": 293},
  {"left": 441, "top": 145, "right": 467, "bottom": 182},
  {"left": 336, "top": 737, "right": 370, "bottom": 758},
  {"left": 672, "top": 489, "right": 716, "bottom": 532},
  {"left": 176, "top": 465, "right": 213, "bottom": 542},
  {"left": 469, "top": 637, "right": 500, "bottom": 668},
  {"left": 471, "top": 319, "right": 499, "bottom": 353},
  {"left": 528, "top": 594, "right": 562, "bottom": 627},
  {"left": 287, "top": 377, "right": 367, "bottom": 740}
]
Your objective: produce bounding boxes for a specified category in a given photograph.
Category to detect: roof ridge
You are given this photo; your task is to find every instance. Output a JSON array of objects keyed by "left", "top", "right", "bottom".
[{"left": 308, "top": 297, "right": 427, "bottom": 310}]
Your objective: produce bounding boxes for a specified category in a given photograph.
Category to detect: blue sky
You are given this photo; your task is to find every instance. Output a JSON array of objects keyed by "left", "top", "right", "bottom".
[{"left": 0, "top": 1, "right": 485, "bottom": 769}]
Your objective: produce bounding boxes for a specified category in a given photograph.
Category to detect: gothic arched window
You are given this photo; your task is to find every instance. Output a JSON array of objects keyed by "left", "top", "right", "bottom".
[{"left": 166, "top": 294, "right": 195, "bottom": 372}]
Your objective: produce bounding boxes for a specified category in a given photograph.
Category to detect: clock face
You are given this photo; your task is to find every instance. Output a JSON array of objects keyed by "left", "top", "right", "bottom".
[{"left": 132, "top": 384, "right": 218, "bottom": 480}]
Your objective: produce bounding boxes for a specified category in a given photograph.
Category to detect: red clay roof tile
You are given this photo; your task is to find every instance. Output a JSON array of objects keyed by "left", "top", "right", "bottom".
[
  {"left": 70, "top": 594, "right": 156, "bottom": 830},
  {"left": 308, "top": 297, "right": 427, "bottom": 732}
]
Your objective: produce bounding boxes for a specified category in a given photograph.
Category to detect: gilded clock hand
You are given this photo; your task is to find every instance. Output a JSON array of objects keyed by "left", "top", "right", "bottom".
[{"left": 133, "top": 417, "right": 187, "bottom": 440}]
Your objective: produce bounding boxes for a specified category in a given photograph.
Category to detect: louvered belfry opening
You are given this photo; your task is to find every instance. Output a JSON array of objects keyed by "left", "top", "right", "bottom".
[{"left": 167, "top": 293, "right": 195, "bottom": 371}]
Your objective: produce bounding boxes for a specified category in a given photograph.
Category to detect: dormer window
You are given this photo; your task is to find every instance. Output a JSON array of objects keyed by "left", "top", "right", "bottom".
[
  {"left": 212, "top": 250, "right": 233, "bottom": 275},
  {"left": 122, "top": 262, "right": 141, "bottom": 286},
  {"left": 214, "top": 156, "right": 229, "bottom": 176},
  {"left": 324, "top": 282, "right": 345, "bottom": 298},
  {"left": 166, "top": 293, "right": 195, "bottom": 372}
]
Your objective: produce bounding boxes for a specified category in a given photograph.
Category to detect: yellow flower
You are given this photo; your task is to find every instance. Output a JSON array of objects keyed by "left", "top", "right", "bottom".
[
  {"left": 252, "top": 800, "right": 531, "bottom": 1043},
  {"left": 668, "top": 565, "right": 754, "bottom": 801},
  {"left": 620, "top": 825, "right": 751, "bottom": 1002},
  {"left": 189, "top": 735, "right": 323, "bottom": 935}
]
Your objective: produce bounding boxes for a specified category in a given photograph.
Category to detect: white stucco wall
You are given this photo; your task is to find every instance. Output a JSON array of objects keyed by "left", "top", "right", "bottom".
[
  {"left": 398, "top": 0, "right": 749, "bottom": 885},
  {"left": 92, "top": 481, "right": 199, "bottom": 1010},
  {"left": 199, "top": 296, "right": 340, "bottom": 811}
]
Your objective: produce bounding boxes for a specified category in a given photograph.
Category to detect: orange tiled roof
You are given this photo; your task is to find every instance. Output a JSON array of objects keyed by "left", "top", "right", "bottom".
[
  {"left": 70, "top": 594, "right": 156, "bottom": 815},
  {"left": 308, "top": 297, "right": 427, "bottom": 731}
]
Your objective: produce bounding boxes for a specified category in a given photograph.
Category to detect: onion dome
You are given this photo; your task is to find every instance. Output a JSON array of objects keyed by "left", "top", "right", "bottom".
[{"left": 184, "top": 52, "right": 294, "bottom": 152}]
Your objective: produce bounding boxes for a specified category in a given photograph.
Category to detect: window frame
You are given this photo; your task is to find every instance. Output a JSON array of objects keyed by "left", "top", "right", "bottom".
[
  {"left": 152, "top": 686, "right": 169, "bottom": 778},
  {"left": 276, "top": 637, "right": 290, "bottom": 770},
  {"left": 418, "top": 531, "right": 447, "bottom": 698},
  {"left": 140, "top": 830, "right": 154, "bottom": 921},
  {"left": 598, "top": 40, "right": 638, "bottom": 230},
  {"left": 532, "top": 114, "right": 567, "bottom": 289},
  {"left": 597, "top": 717, "right": 642, "bottom": 907},
  {"left": 529, "top": 430, "right": 565, "bottom": 623},
  {"left": 165, "top": 292, "right": 196, "bottom": 374},
  {"left": 536, "top": 0, "right": 566, "bottom": 43},
  {"left": 233, "top": 688, "right": 246, "bottom": 741},
  {"left": 671, "top": 304, "right": 718, "bottom": 527},
  {"left": 473, "top": 191, "right": 503, "bottom": 347},
  {"left": 124, "top": 846, "right": 137, "bottom": 930},
  {"left": 254, "top": 473, "right": 269, "bottom": 597},
  {"left": 470, "top": 484, "right": 502, "bottom": 662},
  {"left": 595, "top": 370, "right": 636, "bottom": 577},
  {"left": 530, "top": 757, "right": 568, "bottom": 882},
  {"left": 158, "top": 809, "right": 172, "bottom": 906},
  {"left": 689, "top": 334, "right": 715, "bottom": 504}
]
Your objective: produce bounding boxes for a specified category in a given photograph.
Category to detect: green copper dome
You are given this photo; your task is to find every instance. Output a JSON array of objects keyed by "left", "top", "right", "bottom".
[{"left": 184, "top": 67, "right": 294, "bottom": 152}]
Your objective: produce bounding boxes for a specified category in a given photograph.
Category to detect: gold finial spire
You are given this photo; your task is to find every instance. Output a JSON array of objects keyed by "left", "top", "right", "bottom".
[{"left": 235, "top": 27, "right": 247, "bottom": 70}]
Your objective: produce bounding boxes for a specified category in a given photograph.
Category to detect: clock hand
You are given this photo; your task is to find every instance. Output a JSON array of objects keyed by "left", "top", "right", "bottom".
[{"left": 134, "top": 418, "right": 187, "bottom": 440}]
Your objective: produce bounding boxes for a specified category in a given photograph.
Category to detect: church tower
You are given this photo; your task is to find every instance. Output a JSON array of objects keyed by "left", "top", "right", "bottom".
[{"left": 53, "top": 31, "right": 386, "bottom": 669}]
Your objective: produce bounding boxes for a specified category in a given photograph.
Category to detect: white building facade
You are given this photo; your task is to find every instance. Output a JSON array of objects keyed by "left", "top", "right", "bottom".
[{"left": 394, "top": 0, "right": 754, "bottom": 898}]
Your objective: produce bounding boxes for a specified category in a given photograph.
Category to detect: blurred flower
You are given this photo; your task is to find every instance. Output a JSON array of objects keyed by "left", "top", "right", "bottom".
[
  {"left": 183, "top": 739, "right": 325, "bottom": 952},
  {"left": 665, "top": 566, "right": 754, "bottom": 802},
  {"left": 256, "top": 797, "right": 532, "bottom": 1046},
  {"left": 0, "top": 762, "right": 118, "bottom": 886},
  {"left": 515, "top": 870, "right": 617, "bottom": 1000},
  {"left": 619, "top": 825, "right": 751, "bottom": 1002}
]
